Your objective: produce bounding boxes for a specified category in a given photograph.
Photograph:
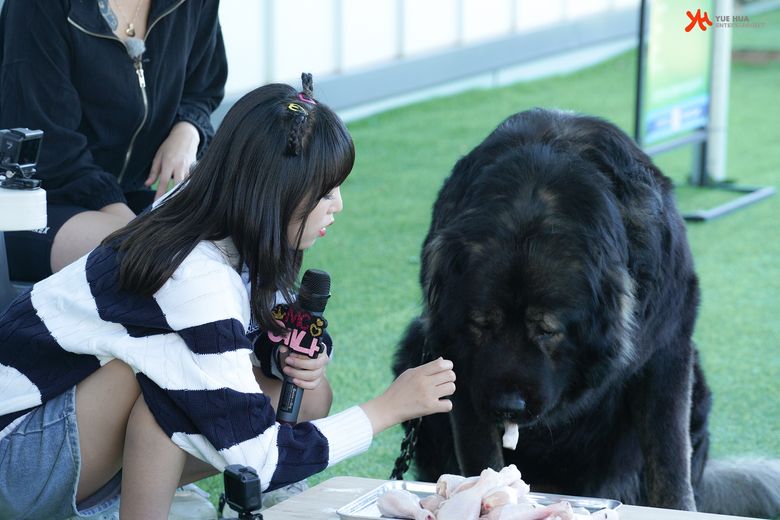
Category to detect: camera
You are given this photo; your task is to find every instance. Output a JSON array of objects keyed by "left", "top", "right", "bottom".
[
  {"left": 218, "top": 465, "right": 264, "bottom": 519},
  {"left": 0, "top": 128, "right": 43, "bottom": 190}
]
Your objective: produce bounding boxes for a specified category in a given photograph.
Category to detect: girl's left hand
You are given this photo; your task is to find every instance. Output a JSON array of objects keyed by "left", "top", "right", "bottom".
[
  {"left": 146, "top": 121, "right": 200, "bottom": 200},
  {"left": 281, "top": 349, "right": 331, "bottom": 390}
]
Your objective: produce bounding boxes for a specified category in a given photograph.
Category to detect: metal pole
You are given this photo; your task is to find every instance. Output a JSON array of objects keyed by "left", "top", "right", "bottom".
[
  {"left": 395, "top": 0, "right": 405, "bottom": 59},
  {"left": 706, "top": 0, "right": 733, "bottom": 183},
  {"left": 263, "top": 0, "right": 275, "bottom": 83},
  {"left": 634, "top": 0, "right": 648, "bottom": 144},
  {"left": 334, "top": 0, "right": 343, "bottom": 74}
]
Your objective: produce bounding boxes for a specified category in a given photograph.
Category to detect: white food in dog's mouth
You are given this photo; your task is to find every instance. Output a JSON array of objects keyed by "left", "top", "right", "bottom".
[{"left": 502, "top": 421, "right": 519, "bottom": 450}]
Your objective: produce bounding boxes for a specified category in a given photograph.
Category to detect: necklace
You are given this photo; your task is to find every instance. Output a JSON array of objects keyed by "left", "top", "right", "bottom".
[{"left": 111, "top": 0, "right": 143, "bottom": 37}]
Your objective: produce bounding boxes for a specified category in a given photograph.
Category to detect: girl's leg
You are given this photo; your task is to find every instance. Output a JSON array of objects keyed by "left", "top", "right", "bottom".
[
  {"left": 76, "top": 359, "right": 218, "bottom": 520},
  {"left": 50, "top": 203, "right": 135, "bottom": 272},
  {"left": 120, "top": 394, "right": 218, "bottom": 519},
  {"left": 74, "top": 358, "right": 141, "bottom": 502}
]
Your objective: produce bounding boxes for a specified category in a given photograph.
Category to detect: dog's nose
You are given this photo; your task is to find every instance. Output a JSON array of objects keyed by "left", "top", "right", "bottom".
[{"left": 491, "top": 392, "right": 526, "bottom": 415}]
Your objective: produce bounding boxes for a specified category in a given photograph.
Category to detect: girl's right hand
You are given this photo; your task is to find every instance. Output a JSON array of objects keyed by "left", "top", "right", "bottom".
[{"left": 360, "top": 357, "right": 456, "bottom": 435}]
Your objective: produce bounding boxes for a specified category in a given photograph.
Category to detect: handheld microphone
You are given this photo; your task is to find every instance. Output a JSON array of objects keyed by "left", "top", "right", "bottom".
[{"left": 272, "top": 269, "right": 331, "bottom": 424}]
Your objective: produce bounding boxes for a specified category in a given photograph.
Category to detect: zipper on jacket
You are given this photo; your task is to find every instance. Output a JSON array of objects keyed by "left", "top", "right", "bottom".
[
  {"left": 117, "top": 58, "right": 150, "bottom": 183},
  {"left": 115, "top": 0, "right": 186, "bottom": 184},
  {"left": 67, "top": 0, "right": 185, "bottom": 185}
]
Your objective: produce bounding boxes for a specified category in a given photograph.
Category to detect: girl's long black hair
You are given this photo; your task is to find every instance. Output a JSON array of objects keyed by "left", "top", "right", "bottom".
[{"left": 103, "top": 74, "right": 354, "bottom": 334}]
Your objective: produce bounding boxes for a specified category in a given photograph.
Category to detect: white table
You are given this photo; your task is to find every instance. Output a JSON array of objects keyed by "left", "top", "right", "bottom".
[{"left": 262, "top": 476, "right": 761, "bottom": 520}]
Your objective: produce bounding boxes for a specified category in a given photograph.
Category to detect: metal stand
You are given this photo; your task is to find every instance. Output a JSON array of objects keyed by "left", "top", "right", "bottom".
[
  {"left": 634, "top": 0, "right": 775, "bottom": 222},
  {"left": 681, "top": 184, "right": 777, "bottom": 222}
]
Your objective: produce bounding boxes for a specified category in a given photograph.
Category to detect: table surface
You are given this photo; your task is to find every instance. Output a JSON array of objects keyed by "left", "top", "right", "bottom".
[{"left": 262, "top": 476, "right": 761, "bottom": 520}]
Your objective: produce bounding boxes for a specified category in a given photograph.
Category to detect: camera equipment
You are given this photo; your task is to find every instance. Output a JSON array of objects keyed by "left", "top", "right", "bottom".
[
  {"left": 218, "top": 465, "right": 264, "bottom": 519},
  {"left": 0, "top": 128, "right": 43, "bottom": 190}
]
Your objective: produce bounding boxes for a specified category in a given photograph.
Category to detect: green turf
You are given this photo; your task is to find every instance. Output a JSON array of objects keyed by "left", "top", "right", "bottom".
[{"left": 198, "top": 9, "right": 779, "bottom": 505}]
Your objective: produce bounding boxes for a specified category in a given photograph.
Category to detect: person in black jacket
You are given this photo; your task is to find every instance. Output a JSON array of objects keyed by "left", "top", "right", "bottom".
[{"left": 0, "top": 0, "right": 227, "bottom": 282}]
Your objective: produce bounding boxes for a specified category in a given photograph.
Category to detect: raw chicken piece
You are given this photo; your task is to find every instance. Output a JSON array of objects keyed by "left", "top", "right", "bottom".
[
  {"left": 436, "top": 474, "right": 479, "bottom": 498},
  {"left": 437, "top": 468, "right": 502, "bottom": 520},
  {"left": 419, "top": 493, "right": 446, "bottom": 513},
  {"left": 503, "top": 421, "right": 520, "bottom": 450},
  {"left": 376, "top": 489, "right": 435, "bottom": 520},
  {"left": 480, "top": 500, "right": 574, "bottom": 520},
  {"left": 480, "top": 485, "right": 519, "bottom": 515},
  {"left": 435, "top": 474, "right": 467, "bottom": 498},
  {"left": 493, "top": 464, "right": 530, "bottom": 497}
]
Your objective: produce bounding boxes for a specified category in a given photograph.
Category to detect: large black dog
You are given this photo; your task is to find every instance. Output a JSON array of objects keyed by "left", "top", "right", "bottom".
[{"left": 394, "top": 109, "right": 780, "bottom": 516}]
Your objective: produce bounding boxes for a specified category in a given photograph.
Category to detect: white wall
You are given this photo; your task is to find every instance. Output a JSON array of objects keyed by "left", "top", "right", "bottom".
[{"left": 219, "top": 0, "right": 639, "bottom": 99}]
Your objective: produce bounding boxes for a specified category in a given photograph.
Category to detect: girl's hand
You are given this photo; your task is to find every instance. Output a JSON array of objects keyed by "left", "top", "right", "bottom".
[
  {"left": 361, "top": 357, "right": 456, "bottom": 435},
  {"left": 280, "top": 347, "right": 331, "bottom": 390},
  {"left": 145, "top": 121, "right": 200, "bottom": 200}
]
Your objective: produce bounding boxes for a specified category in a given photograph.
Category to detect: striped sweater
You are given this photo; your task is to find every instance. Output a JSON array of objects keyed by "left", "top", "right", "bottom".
[{"left": 0, "top": 239, "right": 372, "bottom": 491}]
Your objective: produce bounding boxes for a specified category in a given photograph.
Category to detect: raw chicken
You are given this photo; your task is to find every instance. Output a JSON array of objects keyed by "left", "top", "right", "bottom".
[
  {"left": 420, "top": 493, "right": 446, "bottom": 514},
  {"left": 437, "top": 468, "right": 502, "bottom": 520},
  {"left": 480, "top": 500, "right": 574, "bottom": 519},
  {"left": 377, "top": 489, "right": 435, "bottom": 520},
  {"left": 480, "top": 485, "right": 519, "bottom": 515},
  {"left": 436, "top": 474, "right": 478, "bottom": 498},
  {"left": 380, "top": 464, "right": 618, "bottom": 520}
]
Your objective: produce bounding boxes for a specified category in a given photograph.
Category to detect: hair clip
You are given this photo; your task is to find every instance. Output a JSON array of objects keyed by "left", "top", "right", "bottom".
[
  {"left": 287, "top": 102, "right": 308, "bottom": 115},
  {"left": 297, "top": 93, "right": 317, "bottom": 105}
]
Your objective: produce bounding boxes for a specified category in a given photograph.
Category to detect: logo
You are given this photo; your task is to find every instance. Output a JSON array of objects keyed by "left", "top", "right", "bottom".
[
  {"left": 684, "top": 8, "right": 765, "bottom": 31},
  {"left": 685, "top": 9, "right": 713, "bottom": 32}
]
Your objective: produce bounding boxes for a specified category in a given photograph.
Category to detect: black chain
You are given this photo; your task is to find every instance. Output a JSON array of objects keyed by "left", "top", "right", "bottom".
[
  {"left": 389, "top": 336, "right": 432, "bottom": 480},
  {"left": 389, "top": 416, "right": 422, "bottom": 480}
]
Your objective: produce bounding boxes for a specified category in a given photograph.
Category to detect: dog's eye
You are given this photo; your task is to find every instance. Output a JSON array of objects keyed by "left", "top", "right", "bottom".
[
  {"left": 534, "top": 323, "right": 558, "bottom": 337},
  {"left": 532, "top": 323, "right": 563, "bottom": 355}
]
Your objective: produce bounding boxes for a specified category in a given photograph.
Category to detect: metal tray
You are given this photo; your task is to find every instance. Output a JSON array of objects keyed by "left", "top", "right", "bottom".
[{"left": 336, "top": 480, "right": 622, "bottom": 519}]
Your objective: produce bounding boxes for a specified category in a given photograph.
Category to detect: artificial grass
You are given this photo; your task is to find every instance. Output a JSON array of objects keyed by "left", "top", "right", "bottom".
[{"left": 198, "top": 9, "right": 779, "bottom": 504}]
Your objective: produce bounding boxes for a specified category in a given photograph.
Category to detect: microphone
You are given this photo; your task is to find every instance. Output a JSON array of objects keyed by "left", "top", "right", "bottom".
[{"left": 272, "top": 269, "right": 331, "bottom": 424}]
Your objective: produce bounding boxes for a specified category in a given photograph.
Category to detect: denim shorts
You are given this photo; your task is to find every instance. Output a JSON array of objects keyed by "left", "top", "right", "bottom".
[{"left": 0, "top": 387, "right": 121, "bottom": 519}]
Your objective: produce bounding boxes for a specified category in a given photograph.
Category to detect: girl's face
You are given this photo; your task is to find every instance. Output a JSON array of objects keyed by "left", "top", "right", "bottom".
[{"left": 288, "top": 186, "right": 344, "bottom": 250}]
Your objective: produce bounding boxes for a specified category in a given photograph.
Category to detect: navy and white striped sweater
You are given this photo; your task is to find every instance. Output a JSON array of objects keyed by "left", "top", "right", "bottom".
[{"left": 0, "top": 239, "right": 372, "bottom": 491}]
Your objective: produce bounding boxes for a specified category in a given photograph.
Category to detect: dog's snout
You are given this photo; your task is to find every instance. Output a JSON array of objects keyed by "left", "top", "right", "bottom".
[{"left": 491, "top": 392, "right": 527, "bottom": 415}]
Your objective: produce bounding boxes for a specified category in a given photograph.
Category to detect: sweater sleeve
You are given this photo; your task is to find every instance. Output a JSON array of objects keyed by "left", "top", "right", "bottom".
[
  {"left": 174, "top": 0, "right": 227, "bottom": 155},
  {"left": 136, "top": 252, "right": 371, "bottom": 491},
  {"left": 0, "top": 0, "right": 126, "bottom": 209}
]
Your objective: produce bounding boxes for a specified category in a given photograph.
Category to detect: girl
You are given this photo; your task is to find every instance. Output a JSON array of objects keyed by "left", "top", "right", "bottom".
[{"left": 0, "top": 75, "right": 456, "bottom": 519}]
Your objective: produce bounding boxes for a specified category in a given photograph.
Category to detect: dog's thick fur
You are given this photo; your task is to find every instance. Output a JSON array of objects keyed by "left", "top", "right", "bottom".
[{"left": 394, "top": 109, "right": 780, "bottom": 516}]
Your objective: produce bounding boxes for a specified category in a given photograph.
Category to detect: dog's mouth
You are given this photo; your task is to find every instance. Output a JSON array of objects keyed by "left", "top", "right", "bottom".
[
  {"left": 501, "top": 420, "right": 520, "bottom": 450},
  {"left": 488, "top": 392, "right": 529, "bottom": 450}
]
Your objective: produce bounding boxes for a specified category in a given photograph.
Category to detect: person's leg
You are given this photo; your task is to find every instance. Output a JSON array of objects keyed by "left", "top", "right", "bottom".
[
  {"left": 74, "top": 358, "right": 141, "bottom": 502},
  {"left": 76, "top": 359, "right": 218, "bottom": 519},
  {"left": 121, "top": 394, "right": 218, "bottom": 519},
  {"left": 50, "top": 204, "right": 135, "bottom": 273}
]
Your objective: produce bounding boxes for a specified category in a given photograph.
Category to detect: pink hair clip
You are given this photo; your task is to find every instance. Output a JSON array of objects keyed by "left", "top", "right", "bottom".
[{"left": 297, "top": 93, "right": 317, "bottom": 105}]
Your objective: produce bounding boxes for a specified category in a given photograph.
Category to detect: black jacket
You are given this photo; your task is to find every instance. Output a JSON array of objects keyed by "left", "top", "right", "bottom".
[{"left": 0, "top": 0, "right": 227, "bottom": 210}]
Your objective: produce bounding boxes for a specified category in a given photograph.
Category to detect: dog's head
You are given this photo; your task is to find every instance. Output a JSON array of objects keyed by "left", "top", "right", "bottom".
[{"left": 421, "top": 111, "right": 643, "bottom": 428}]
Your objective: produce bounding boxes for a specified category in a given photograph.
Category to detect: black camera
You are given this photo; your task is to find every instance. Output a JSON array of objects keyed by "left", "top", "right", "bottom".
[
  {"left": 0, "top": 128, "right": 43, "bottom": 190},
  {"left": 218, "top": 465, "right": 264, "bottom": 519}
]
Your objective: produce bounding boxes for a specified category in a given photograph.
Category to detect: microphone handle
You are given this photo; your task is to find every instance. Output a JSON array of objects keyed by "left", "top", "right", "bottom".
[{"left": 276, "top": 377, "right": 303, "bottom": 425}]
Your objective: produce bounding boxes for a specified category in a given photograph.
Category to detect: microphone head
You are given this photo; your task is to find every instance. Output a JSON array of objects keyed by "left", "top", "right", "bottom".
[
  {"left": 298, "top": 269, "right": 330, "bottom": 313},
  {"left": 125, "top": 37, "right": 146, "bottom": 59}
]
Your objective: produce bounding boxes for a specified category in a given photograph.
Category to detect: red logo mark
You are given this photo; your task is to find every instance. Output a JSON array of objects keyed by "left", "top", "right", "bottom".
[{"left": 685, "top": 9, "right": 713, "bottom": 32}]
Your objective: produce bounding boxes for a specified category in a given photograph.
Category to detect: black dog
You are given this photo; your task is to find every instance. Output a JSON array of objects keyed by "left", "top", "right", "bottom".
[{"left": 394, "top": 109, "right": 780, "bottom": 516}]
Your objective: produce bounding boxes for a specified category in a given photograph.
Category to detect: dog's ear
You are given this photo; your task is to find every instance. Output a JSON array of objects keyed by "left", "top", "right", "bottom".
[
  {"left": 599, "top": 266, "right": 638, "bottom": 368},
  {"left": 422, "top": 231, "right": 473, "bottom": 318}
]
